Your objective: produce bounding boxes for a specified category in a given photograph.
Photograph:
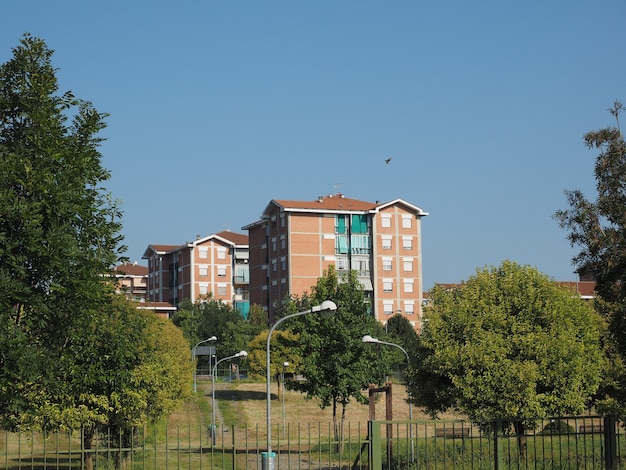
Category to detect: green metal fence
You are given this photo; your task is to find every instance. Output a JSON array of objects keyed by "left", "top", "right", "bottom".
[{"left": 1, "top": 416, "right": 623, "bottom": 469}]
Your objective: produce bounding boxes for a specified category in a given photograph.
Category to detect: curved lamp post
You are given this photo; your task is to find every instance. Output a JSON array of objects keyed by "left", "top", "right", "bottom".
[
  {"left": 362, "top": 335, "right": 414, "bottom": 461},
  {"left": 193, "top": 336, "right": 217, "bottom": 393},
  {"left": 266, "top": 301, "right": 337, "bottom": 460},
  {"left": 211, "top": 350, "right": 248, "bottom": 443}
]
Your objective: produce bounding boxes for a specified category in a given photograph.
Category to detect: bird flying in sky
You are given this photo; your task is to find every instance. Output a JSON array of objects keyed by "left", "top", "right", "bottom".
[{"left": 385, "top": 157, "right": 392, "bottom": 164}]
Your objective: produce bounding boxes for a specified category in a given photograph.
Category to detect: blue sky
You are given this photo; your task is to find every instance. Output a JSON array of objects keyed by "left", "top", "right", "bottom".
[{"left": 3, "top": 1, "right": 625, "bottom": 289}]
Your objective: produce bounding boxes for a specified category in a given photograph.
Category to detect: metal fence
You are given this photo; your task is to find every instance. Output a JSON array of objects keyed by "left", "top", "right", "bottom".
[{"left": 1, "top": 415, "right": 623, "bottom": 469}]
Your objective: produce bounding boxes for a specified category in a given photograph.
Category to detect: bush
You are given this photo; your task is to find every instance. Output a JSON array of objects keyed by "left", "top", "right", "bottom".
[{"left": 540, "top": 420, "right": 575, "bottom": 435}]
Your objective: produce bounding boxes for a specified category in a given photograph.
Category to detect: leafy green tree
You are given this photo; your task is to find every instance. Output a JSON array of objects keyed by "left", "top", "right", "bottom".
[
  {"left": 247, "top": 329, "right": 301, "bottom": 398},
  {"left": 173, "top": 296, "right": 245, "bottom": 358},
  {"left": 0, "top": 34, "right": 124, "bottom": 428},
  {"left": 289, "top": 267, "right": 392, "bottom": 447},
  {"left": 554, "top": 101, "right": 626, "bottom": 413},
  {"left": 385, "top": 313, "right": 419, "bottom": 369},
  {"left": 411, "top": 261, "right": 603, "bottom": 455}
]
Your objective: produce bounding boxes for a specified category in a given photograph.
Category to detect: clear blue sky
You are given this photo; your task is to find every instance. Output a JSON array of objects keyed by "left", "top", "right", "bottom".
[{"left": 3, "top": 1, "right": 625, "bottom": 289}]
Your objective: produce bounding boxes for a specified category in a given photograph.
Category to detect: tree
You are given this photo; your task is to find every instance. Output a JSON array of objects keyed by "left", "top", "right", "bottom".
[
  {"left": 288, "top": 267, "right": 392, "bottom": 448},
  {"left": 246, "top": 329, "right": 301, "bottom": 397},
  {"left": 173, "top": 296, "right": 246, "bottom": 360},
  {"left": 0, "top": 34, "right": 124, "bottom": 428},
  {"left": 411, "top": 261, "right": 603, "bottom": 456},
  {"left": 554, "top": 101, "right": 626, "bottom": 413}
]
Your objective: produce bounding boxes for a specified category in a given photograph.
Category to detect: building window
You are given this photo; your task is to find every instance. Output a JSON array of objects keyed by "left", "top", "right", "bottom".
[
  {"left": 272, "top": 259, "right": 277, "bottom": 272},
  {"left": 217, "top": 247, "right": 227, "bottom": 260},
  {"left": 383, "top": 279, "right": 393, "bottom": 292},
  {"left": 382, "top": 257, "right": 392, "bottom": 271},
  {"left": 402, "top": 215, "right": 412, "bottom": 229},
  {"left": 403, "top": 279, "right": 414, "bottom": 293},
  {"left": 280, "top": 235, "right": 286, "bottom": 249},
  {"left": 281, "top": 256, "right": 286, "bottom": 270},
  {"left": 382, "top": 236, "right": 392, "bottom": 250},
  {"left": 280, "top": 215, "right": 285, "bottom": 227},
  {"left": 403, "top": 258, "right": 413, "bottom": 272},
  {"left": 217, "top": 283, "right": 227, "bottom": 296},
  {"left": 217, "top": 266, "right": 227, "bottom": 277},
  {"left": 404, "top": 301, "right": 415, "bottom": 314},
  {"left": 351, "top": 214, "right": 369, "bottom": 234},
  {"left": 383, "top": 301, "right": 394, "bottom": 315},
  {"left": 199, "top": 265, "right": 208, "bottom": 276},
  {"left": 199, "top": 248, "right": 208, "bottom": 259},
  {"left": 402, "top": 236, "right": 412, "bottom": 249},
  {"left": 272, "top": 237, "right": 277, "bottom": 251},
  {"left": 381, "top": 214, "right": 391, "bottom": 228},
  {"left": 335, "top": 215, "right": 348, "bottom": 234},
  {"left": 199, "top": 284, "right": 208, "bottom": 295},
  {"left": 337, "top": 257, "right": 347, "bottom": 270},
  {"left": 335, "top": 235, "right": 348, "bottom": 254}
]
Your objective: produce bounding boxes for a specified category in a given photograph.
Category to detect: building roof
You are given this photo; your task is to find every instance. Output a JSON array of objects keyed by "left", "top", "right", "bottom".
[
  {"left": 245, "top": 194, "right": 428, "bottom": 227},
  {"left": 115, "top": 262, "right": 148, "bottom": 276},
  {"left": 142, "top": 244, "right": 180, "bottom": 258},
  {"left": 213, "top": 230, "right": 248, "bottom": 246},
  {"left": 273, "top": 194, "right": 378, "bottom": 212}
]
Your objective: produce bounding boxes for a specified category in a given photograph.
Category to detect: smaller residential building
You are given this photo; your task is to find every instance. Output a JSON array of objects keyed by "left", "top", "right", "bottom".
[
  {"left": 142, "top": 231, "right": 250, "bottom": 316},
  {"left": 113, "top": 262, "right": 148, "bottom": 302}
]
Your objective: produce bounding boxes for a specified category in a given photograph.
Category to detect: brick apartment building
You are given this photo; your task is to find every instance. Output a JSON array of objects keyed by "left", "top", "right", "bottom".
[
  {"left": 113, "top": 262, "right": 148, "bottom": 302},
  {"left": 142, "top": 230, "right": 250, "bottom": 316},
  {"left": 242, "top": 194, "right": 428, "bottom": 328}
]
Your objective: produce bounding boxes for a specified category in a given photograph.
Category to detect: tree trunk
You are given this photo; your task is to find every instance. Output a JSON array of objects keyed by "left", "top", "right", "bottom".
[
  {"left": 513, "top": 421, "right": 527, "bottom": 458},
  {"left": 83, "top": 427, "right": 95, "bottom": 470}
]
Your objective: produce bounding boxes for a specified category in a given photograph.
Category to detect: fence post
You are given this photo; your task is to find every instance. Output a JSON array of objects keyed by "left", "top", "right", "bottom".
[
  {"left": 493, "top": 420, "right": 504, "bottom": 470},
  {"left": 604, "top": 414, "right": 617, "bottom": 470},
  {"left": 368, "top": 421, "right": 382, "bottom": 470}
]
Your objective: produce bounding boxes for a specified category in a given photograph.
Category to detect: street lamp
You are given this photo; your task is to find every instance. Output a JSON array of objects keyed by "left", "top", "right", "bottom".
[
  {"left": 211, "top": 350, "right": 248, "bottom": 444},
  {"left": 362, "top": 335, "right": 414, "bottom": 461},
  {"left": 193, "top": 336, "right": 217, "bottom": 393},
  {"left": 281, "top": 361, "right": 289, "bottom": 438},
  {"left": 264, "top": 301, "right": 337, "bottom": 467}
]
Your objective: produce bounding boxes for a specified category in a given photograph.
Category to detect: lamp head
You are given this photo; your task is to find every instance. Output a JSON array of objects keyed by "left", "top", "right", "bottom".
[
  {"left": 208, "top": 336, "right": 218, "bottom": 341},
  {"left": 235, "top": 350, "right": 248, "bottom": 358},
  {"left": 311, "top": 300, "right": 338, "bottom": 313},
  {"left": 362, "top": 335, "right": 379, "bottom": 344}
]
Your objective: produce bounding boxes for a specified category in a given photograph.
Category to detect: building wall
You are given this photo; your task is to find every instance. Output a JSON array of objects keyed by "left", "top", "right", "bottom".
[{"left": 245, "top": 196, "right": 426, "bottom": 329}]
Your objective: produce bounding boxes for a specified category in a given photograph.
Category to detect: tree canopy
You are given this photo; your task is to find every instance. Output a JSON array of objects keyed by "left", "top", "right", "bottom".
[
  {"left": 410, "top": 261, "right": 603, "bottom": 429},
  {"left": 0, "top": 34, "right": 125, "bottom": 429},
  {"left": 554, "top": 101, "right": 626, "bottom": 412}
]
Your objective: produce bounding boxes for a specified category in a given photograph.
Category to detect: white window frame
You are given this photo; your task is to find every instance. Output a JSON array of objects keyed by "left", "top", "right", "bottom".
[
  {"left": 199, "top": 265, "right": 208, "bottom": 277},
  {"left": 402, "top": 215, "right": 412, "bottom": 229},
  {"left": 382, "top": 236, "right": 392, "bottom": 250},
  {"left": 383, "top": 278, "right": 393, "bottom": 292},
  {"left": 217, "top": 247, "right": 227, "bottom": 260},
  {"left": 404, "top": 301, "right": 415, "bottom": 315},
  {"left": 382, "top": 257, "right": 392, "bottom": 271},
  {"left": 217, "top": 266, "right": 227, "bottom": 277},
  {"left": 383, "top": 301, "right": 394, "bottom": 315},
  {"left": 403, "top": 258, "right": 413, "bottom": 272},
  {"left": 402, "top": 236, "right": 412, "bottom": 249},
  {"left": 217, "top": 283, "right": 227, "bottom": 296},
  {"left": 381, "top": 214, "right": 392, "bottom": 228},
  {"left": 403, "top": 279, "right": 414, "bottom": 293}
]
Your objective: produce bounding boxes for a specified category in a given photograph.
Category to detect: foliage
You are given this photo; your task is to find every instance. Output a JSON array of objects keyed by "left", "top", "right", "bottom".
[
  {"left": 0, "top": 34, "right": 125, "bottom": 429},
  {"left": 246, "top": 329, "right": 301, "bottom": 381},
  {"left": 554, "top": 100, "right": 626, "bottom": 415},
  {"left": 411, "top": 261, "right": 603, "bottom": 429},
  {"left": 173, "top": 295, "right": 247, "bottom": 358}
]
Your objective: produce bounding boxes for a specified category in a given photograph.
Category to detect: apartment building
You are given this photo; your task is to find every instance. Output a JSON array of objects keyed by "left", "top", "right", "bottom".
[
  {"left": 242, "top": 194, "right": 428, "bottom": 328},
  {"left": 113, "top": 262, "right": 148, "bottom": 302},
  {"left": 142, "top": 230, "right": 250, "bottom": 316}
]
